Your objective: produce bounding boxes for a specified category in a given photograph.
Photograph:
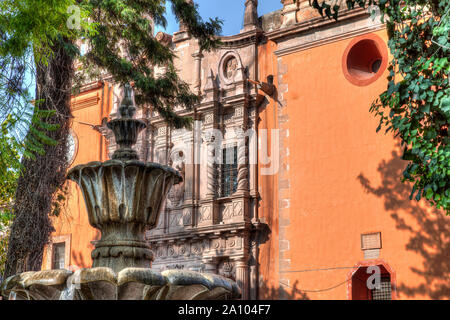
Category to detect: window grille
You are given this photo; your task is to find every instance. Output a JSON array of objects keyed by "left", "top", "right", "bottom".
[
  {"left": 221, "top": 146, "right": 238, "bottom": 197},
  {"left": 371, "top": 276, "right": 392, "bottom": 300},
  {"left": 52, "top": 242, "right": 66, "bottom": 270}
]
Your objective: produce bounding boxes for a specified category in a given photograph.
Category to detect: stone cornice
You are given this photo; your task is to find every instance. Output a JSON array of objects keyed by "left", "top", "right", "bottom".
[
  {"left": 275, "top": 24, "right": 385, "bottom": 57},
  {"left": 219, "top": 28, "right": 264, "bottom": 49},
  {"left": 271, "top": 9, "right": 386, "bottom": 57},
  {"left": 71, "top": 92, "right": 101, "bottom": 111},
  {"left": 74, "top": 81, "right": 104, "bottom": 94},
  {"left": 146, "top": 221, "right": 253, "bottom": 243},
  {"left": 266, "top": 7, "right": 369, "bottom": 42}
]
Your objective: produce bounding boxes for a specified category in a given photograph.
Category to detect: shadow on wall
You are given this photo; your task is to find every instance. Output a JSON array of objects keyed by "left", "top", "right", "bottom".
[
  {"left": 70, "top": 229, "right": 100, "bottom": 270},
  {"left": 357, "top": 145, "right": 450, "bottom": 300},
  {"left": 259, "top": 279, "right": 310, "bottom": 300}
]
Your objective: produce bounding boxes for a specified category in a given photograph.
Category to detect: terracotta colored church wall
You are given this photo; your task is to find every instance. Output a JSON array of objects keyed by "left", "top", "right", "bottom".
[
  {"left": 256, "top": 39, "right": 281, "bottom": 299},
  {"left": 42, "top": 82, "right": 114, "bottom": 271},
  {"left": 257, "top": 27, "right": 449, "bottom": 300}
]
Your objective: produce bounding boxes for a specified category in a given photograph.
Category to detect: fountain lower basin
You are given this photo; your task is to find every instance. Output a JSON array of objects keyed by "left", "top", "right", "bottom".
[{"left": 1, "top": 268, "right": 241, "bottom": 300}]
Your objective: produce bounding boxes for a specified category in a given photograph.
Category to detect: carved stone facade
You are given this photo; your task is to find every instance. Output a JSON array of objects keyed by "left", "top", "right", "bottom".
[
  {"left": 143, "top": 36, "right": 261, "bottom": 300},
  {"left": 101, "top": 6, "right": 262, "bottom": 300}
]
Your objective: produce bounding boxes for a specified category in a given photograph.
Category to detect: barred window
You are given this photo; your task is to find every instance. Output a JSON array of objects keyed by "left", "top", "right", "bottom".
[
  {"left": 52, "top": 242, "right": 66, "bottom": 270},
  {"left": 371, "top": 276, "right": 392, "bottom": 300},
  {"left": 221, "top": 146, "right": 238, "bottom": 197}
]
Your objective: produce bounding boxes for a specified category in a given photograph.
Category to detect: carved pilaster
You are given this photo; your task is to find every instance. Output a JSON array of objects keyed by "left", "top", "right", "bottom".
[
  {"left": 249, "top": 235, "right": 259, "bottom": 300},
  {"left": 203, "top": 70, "right": 218, "bottom": 102},
  {"left": 155, "top": 126, "right": 169, "bottom": 165},
  {"left": 248, "top": 107, "right": 259, "bottom": 199},
  {"left": 180, "top": 134, "right": 194, "bottom": 202},
  {"left": 233, "top": 256, "right": 250, "bottom": 300}
]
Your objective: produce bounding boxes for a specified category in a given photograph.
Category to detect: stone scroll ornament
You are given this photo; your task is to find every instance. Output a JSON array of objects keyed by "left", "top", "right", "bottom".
[{"left": 0, "top": 84, "right": 241, "bottom": 300}]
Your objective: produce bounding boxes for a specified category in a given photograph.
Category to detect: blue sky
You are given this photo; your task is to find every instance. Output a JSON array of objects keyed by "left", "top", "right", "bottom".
[{"left": 155, "top": 0, "right": 283, "bottom": 36}]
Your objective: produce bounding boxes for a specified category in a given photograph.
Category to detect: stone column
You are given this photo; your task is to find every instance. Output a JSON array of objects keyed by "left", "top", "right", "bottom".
[
  {"left": 233, "top": 256, "right": 250, "bottom": 300},
  {"left": 235, "top": 126, "right": 249, "bottom": 193},
  {"left": 192, "top": 51, "right": 203, "bottom": 95},
  {"left": 202, "top": 130, "right": 217, "bottom": 199}
]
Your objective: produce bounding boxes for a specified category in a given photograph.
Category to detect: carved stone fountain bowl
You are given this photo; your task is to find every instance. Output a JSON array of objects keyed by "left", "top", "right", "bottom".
[
  {"left": 67, "top": 160, "right": 183, "bottom": 229},
  {"left": 67, "top": 160, "right": 183, "bottom": 272},
  {"left": 1, "top": 268, "right": 241, "bottom": 300}
]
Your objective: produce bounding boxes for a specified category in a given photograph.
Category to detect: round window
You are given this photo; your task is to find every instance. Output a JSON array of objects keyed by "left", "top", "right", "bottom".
[{"left": 342, "top": 34, "right": 388, "bottom": 86}]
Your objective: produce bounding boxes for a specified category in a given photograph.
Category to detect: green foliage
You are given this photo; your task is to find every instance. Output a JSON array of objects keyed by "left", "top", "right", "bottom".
[
  {"left": 0, "top": 0, "right": 223, "bottom": 277},
  {"left": 0, "top": 119, "right": 20, "bottom": 207},
  {"left": 0, "top": 1, "right": 79, "bottom": 179},
  {"left": 0, "top": 0, "right": 94, "bottom": 62},
  {"left": 310, "top": 1, "right": 450, "bottom": 213},
  {"left": 0, "top": 119, "right": 19, "bottom": 279},
  {"left": 0, "top": 211, "right": 13, "bottom": 279}
]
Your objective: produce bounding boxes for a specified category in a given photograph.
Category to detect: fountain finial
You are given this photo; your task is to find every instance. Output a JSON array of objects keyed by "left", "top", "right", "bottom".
[
  {"left": 119, "top": 83, "right": 136, "bottom": 118},
  {"left": 108, "top": 84, "right": 146, "bottom": 160}
]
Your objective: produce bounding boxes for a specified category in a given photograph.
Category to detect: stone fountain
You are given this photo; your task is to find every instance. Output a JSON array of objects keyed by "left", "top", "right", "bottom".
[{"left": 0, "top": 85, "right": 241, "bottom": 300}]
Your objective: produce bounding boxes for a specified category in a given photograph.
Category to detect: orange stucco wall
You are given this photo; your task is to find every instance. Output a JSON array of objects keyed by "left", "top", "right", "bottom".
[
  {"left": 257, "top": 29, "right": 449, "bottom": 300},
  {"left": 42, "top": 82, "right": 113, "bottom": 270},
  {"left": 257, "top": 39, "right": 281, "bottom": 299}
]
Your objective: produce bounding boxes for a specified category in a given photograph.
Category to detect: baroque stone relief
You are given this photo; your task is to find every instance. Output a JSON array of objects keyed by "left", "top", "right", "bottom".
[
  {"left": 224, "top": 57, "right": 238, "bottom": 79},
  {"left": 218, "top": 259, "right": 236, "bottom": 281},
  {"left": 218, "top": 51, "right": 244, "bottom": 86}
]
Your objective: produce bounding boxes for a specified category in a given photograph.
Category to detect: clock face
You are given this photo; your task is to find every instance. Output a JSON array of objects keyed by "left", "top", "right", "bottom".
[{"left": 67, "top": 131, "right": 78, "bottom": 165}]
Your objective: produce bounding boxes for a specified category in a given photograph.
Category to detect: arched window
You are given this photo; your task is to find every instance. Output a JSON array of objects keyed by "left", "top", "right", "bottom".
[{"left": 351, "top": 264, "right": 394, "bottom": 300}]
